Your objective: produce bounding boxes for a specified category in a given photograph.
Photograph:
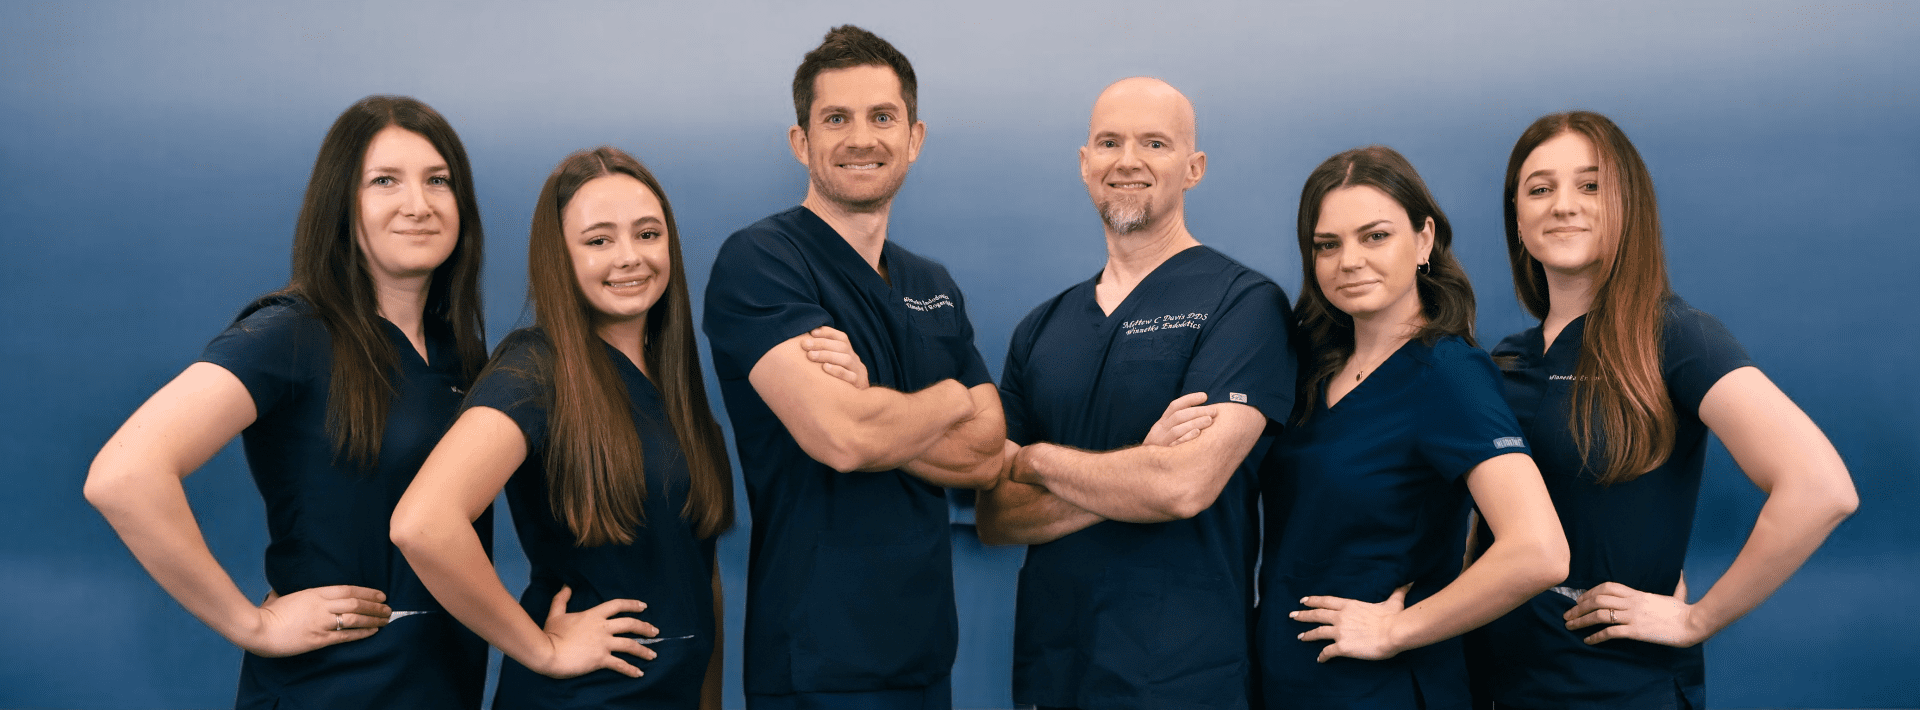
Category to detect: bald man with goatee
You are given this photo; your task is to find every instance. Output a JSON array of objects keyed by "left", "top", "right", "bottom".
[{"left": 977, "top": 77, "right": 1296, "bottom": 709}]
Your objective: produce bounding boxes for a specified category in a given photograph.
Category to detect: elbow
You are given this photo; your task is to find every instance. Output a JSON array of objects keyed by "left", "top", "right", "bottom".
[
  {"left": 83, "top": 454, "right": 138, "bottom": 517},
  {"left": 1152, "top": 470, "right": 1228, "bottom": 521},
  {"left": 1525, "top": 533, "right": 1571, "bottom": 591},
  {"left": 389, "top": 504, "right": 437, "bottom": 558}
]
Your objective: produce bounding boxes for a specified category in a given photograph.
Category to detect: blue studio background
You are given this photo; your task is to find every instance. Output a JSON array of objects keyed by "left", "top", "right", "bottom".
[{"left": 3, "top": 1, "right": 1915, "bottom": 708}]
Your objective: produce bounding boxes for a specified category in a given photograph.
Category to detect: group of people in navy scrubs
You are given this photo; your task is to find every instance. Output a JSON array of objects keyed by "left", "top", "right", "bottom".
[{"left": 84, "top": 21, "right": 1859, "bottom": 710}]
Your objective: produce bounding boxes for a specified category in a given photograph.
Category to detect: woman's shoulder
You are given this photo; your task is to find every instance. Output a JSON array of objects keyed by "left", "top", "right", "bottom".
[{"left": 1411, "top": 335, "right": 1505, "bottom": 393}]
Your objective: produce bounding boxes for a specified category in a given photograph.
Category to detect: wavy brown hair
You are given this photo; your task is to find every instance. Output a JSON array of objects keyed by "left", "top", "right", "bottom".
[
  {"left": 272, "top": 95, "right": 487, "bottom": 469},
  {"left": 1503, "top": 111, "right": 1674, "bottom": 484},
  {"left": 520, "top": 147, "right": 733, "bottom": 545},
  {"left": 1293, "top": 146, "right": 1477, "bottom": 418}
]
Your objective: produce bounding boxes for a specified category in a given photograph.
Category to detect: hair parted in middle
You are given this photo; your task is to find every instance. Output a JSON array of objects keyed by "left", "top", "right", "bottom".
[
  {"left": 1503, "top": 110, "right": 1675, "bottom": 485},
  {"left": 509, "top": 146, "right": 734, "bottom": 545},
  {"left": 791, "top": 24, "right": 918, "bottom": 131},
  {"left": 1292, "top": 145, "right": 1478, "bottom": 418},
  {"left": 274, "top": 94, "right": 488, "bottom": 470}
]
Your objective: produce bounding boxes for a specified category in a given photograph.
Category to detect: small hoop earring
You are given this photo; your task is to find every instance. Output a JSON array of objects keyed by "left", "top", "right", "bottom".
[{"left": 1417, "top": 261, "right": 1432, "bottom": 276}]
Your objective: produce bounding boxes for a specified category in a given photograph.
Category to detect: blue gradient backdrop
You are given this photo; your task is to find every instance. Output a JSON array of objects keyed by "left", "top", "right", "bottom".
[{"left": 3, "top": 1, "right": 1915, "bottom": 708}]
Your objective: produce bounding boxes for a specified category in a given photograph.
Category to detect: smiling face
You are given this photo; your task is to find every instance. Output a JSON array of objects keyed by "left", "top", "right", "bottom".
[
  {"left": 1080, "top": 78, "right": 1204, "bottom": 235},
  {"left": 789, "top": 64, "right": 925, "bottom": 214},
  {"left": 355, "top": 125, "right": 459, "bottom": 287},
  {"left": 1312, "top": 185, "right": 1434, "bottom": 323},
  {"left": 562, "top": 173, "right": 671, "bottom": 328},
  {"left": 1515, "top": 131, "right": 1610, "bottom": 279}
]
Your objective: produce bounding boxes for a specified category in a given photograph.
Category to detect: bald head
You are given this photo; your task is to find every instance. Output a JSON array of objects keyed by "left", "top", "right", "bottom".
[
  {"left": 1080, "top": 77, "right": 1206, "bottom": 236},
  {"left": 1089, "top": 77, "right": 1197, "bottom": 150}
]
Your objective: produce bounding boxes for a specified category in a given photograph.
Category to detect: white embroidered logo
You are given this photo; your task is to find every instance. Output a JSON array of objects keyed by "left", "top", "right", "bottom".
[
  {"left": 1494, "top": 437, "right": 1525, "bottom": 449},
  {"left": 903, "top": 294, "right": 954, "bottom": 312},
  {"left": 1120, "top": 312, "right": 1210, "bottom": 335},
  {"left": 1229, "top": 392, "right": 1247, "bottom": 403}
]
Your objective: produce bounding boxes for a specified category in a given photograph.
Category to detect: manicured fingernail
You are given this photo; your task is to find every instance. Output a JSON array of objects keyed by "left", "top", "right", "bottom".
[
  {"left": 1296, "top": 633, "right": 1304, "bottom": 640},
  {"left": 1288, "top": 611, "right": 1297, "bottom": 619},
  {"left": 1300, "top": 597, "right": 1308, "bottom": 604}
]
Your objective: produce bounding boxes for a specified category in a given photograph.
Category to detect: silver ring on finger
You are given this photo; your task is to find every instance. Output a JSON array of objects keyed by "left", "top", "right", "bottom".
[
  {"left": 1607, "top": 609, "right": 1617, "bottom": 624},
  {"left": 335, "top": 613, "right": 344, "bottom": 631}
]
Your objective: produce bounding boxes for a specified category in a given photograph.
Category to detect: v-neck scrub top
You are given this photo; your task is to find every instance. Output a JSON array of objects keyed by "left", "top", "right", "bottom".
[
  {"left": 999, "top": 246, "right": 1295, "bottom": 710},
  {"left": 1257, "top": 335, "right": 1528, "bottom": 710},
  {"left": 1466, "top": 297, "right": 1751, "bottom": 710},
  {"left": 702, "top": 206, "right": 993, "bottom": 697},
  {"left": 462, "top": 328, "right": 718, "bottom": 709},
  {"left": 199, "top": 295, "right": 488, "bottom": 710}
]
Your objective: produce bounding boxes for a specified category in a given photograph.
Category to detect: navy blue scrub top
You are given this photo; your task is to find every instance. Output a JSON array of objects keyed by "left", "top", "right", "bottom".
[
  {"left": 199, "top": 295, "right": 488, "bottom": 710},
  {"left": 1258, "top": 335, "right": 1528, "bottom": 710},
  {"left": 1466, "top": 297, "right": 1750, "bottom": 710},
  {"left": 463, "top": 328, "right": 718, "bottom": 710},
  {"left": 999, "top": 246, "right": 1295, "bottom": 710},
  {"left": 701, "top": 206, "right": 993, "bottom": 696}
]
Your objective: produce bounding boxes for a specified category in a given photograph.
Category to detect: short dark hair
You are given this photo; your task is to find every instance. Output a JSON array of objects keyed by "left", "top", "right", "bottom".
[
  {"left": 791, "top": 24, "right": 917, "bottom": 131},
  {"left": 1292, "top": 145, "right": 1477, "bottom": 418}
]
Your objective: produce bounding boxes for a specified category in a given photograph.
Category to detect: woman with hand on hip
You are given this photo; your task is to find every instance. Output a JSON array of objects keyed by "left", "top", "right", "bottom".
[
  {"left": 1465, "top": 111, "right": 1857, "bottom": 710},
  {"left": 393, "top": 147, "right": 733, "bottom": 709},
  {"left": 85, "top": 95, "right": 491, "bottom": 709},
  {"left": 1257, "top": 145, "right": 1568, "bottom": 709}
]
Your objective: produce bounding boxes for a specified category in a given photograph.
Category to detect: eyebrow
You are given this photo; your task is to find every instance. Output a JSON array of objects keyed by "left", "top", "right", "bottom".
[
  {"left": 578, "top": 215, "right": 665, "bottom": 234},
  {"left": 816, "top": 102, "right": 900, "bottom": 115},
  {"left": 365, "top": 164, "right": 449, "bottom": 176},
  {"left": 1311, "top": 219, "right": 1394, "bottom": 241},
  {"left": 1523, "top": 165, "right": 1599, "bottom": 181}
]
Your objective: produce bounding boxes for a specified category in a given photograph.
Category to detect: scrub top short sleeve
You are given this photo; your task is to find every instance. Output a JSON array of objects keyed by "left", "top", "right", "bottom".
[
  {"left": 703, "top": 226, "right": 833, "bottom": 378},
  {"left": 200, "top": 296, "right": 317, "bottom": 415},
  {"left": 1417, "top": 344, "right": 1534, "bottom": 480},
  {"left": 1466, "top": 296, "right": 1751, "bottom": 710},
  {"left": 461, "top": 329, "right": 552, "bottom": 451},
  {"left": 703, "top": 207, "right": 978, "bottom": 698},
  {"left": 467, "top": 328, "right": 720, "bottom": 710},
  {"left": 200, "top": 294, "right": 488, "bottom": 710},
  {"left": 1003, "top": 246, "right": 1292, "bottom": 710}
]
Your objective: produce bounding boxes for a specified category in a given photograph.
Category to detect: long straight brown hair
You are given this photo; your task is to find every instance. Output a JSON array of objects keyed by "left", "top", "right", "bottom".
[
  {"left": 277, "top": 95, "right": 487, "bottom": 469},
  {"left": 1292, "top": 145, "right": 1478, "bottom": 419},
  {"left": 523, "top": 147, "right": 734, "bottom": 545},
  {"left": 1503, "top": 111, "right": 1674, "bottom": 484}
]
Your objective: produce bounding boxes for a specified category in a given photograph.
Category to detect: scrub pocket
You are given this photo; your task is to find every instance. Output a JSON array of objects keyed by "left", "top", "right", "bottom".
[{"left": 789, "top": 531, "right": 956, "bottom": 691}]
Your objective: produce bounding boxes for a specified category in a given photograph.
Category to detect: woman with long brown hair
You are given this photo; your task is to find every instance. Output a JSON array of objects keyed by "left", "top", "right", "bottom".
[
  {"left": 1256, "top": 145, "right": 1567, "bottom": 709},
  {"left": 1465, "top": 111, "right": 1857, "bottom": 709},
  {"left": 392, "top": 146, "right": 733, "bottom": 709},
  {"left": 84, "top": 95, "right": 491, "bottom": 708}
]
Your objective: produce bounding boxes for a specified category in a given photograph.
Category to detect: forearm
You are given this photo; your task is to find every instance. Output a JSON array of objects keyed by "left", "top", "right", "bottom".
[
  {"left": 1687, "top": 481, "right": 1854, "bottom": 639},
  {"left": 901, "top": 384, "right": 1007, "bottom": 490},
  {"left": 394, "top": 514, "right": 552, "bottom": 670},
  {"left": 87, "top": 465, "right": 264, "bottom": 646},
  {"left": 975, "top": 476, "right": 1104, "bottom": 546},
  {"left": 797, "top": 379, "right": 974, "bottom": 473},
  {"left": 1019, "top": 442, "right": 1208, "bottom": 523},
  {"left": 1391, "top": 535, "right": 1565, "bottom": 652}
]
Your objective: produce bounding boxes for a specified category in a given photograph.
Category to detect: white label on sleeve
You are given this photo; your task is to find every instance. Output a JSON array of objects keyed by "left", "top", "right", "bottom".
[
  {"left": 1494, "top": 437, "right": 1526, "bottom": 449},
  {"left": 1229, "top": 392, "right": 1247, "bottom": 403}
]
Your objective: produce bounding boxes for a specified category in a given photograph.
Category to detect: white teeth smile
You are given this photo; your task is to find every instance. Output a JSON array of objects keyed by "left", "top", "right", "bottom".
[
  {"left": 842, "top": 163, "right": 880, "bottom": 170},
  {"left": 1111, "top": 182, "right": 1149, "bottom": 188},
  {"left": 608, "top": 279, "right": 645, "bottom": 288}
]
